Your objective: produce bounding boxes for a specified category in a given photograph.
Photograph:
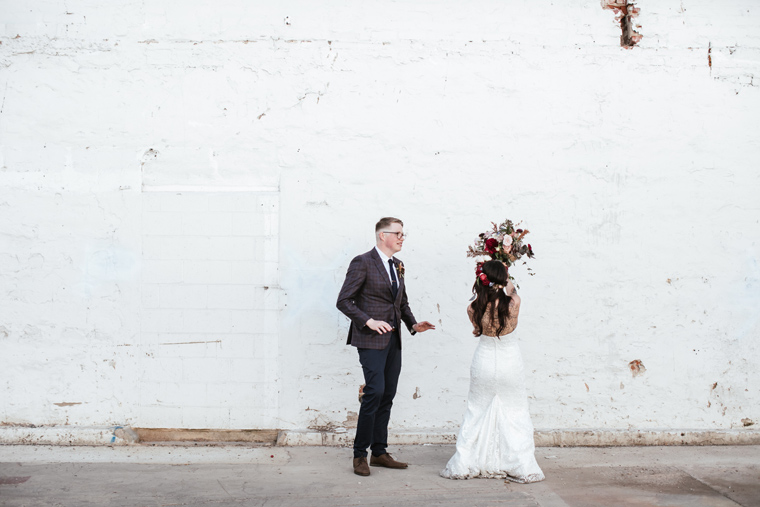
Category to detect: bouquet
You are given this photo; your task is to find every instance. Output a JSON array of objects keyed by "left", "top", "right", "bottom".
[{"left": 466, "top": 219, "right": 535, "bottom": 281}]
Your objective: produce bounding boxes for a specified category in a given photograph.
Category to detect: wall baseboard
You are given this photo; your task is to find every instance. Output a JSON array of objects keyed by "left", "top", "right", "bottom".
[
  {"left": 276, "top": 428, "right": 760, "bottom": 447},
  {"left": 2, "top": 426, "right": 758, "bottom": 447}
]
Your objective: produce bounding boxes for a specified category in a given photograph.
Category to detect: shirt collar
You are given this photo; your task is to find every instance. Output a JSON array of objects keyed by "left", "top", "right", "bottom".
[{"left": 375, "top": 246, "right": 393, "bottom": 264}]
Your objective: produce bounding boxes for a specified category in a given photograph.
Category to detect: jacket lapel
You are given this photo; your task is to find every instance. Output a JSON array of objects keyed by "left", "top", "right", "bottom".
[{"left": 369, "top": 248, "right": 393, "bottom": 294}]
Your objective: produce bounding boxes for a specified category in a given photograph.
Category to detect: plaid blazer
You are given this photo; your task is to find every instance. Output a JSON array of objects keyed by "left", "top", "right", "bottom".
[{"left": 337, "top": 248, "right": 417, "bottom": 350}]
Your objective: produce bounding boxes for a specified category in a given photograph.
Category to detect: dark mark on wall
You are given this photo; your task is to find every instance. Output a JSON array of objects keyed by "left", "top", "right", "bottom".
[
  {"left": 602, "top": 1, "right": 643, "bottom": 49},
  {"left": 628, "top": 359, "right": 646, "bottom": 377}
]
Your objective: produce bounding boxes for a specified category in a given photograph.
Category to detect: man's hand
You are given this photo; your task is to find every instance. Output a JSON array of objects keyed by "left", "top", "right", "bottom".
[
  {"left": 366, "top": 318, "right": 394, "bottom": 334},
  {"left": 412, "top": 321, "right": 436, "bottom": 333}
]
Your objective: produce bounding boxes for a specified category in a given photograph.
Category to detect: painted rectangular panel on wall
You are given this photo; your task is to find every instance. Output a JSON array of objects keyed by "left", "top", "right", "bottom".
[{"left": 138, "top": 191, "right": 280, "bottom": 429}]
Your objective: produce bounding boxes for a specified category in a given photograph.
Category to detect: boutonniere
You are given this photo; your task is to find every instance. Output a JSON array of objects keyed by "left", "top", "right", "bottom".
[{"left": 397, "top": 261, "right": 405, "bottom": 278}]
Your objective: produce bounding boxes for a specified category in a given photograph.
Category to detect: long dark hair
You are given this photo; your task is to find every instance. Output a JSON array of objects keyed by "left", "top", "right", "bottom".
[{"left": 470, "top": 260, "right": 511, "bottom": 337}]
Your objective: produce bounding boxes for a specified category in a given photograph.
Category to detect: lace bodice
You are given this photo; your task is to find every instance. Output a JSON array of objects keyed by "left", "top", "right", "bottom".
[{"left": 467, "top": 297, "right": 520, "bottom": 337}]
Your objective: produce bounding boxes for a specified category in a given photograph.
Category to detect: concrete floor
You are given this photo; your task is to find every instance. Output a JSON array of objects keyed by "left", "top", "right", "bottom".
[{"left": 0, "top": 444, "right": 758, "bottom": 507}]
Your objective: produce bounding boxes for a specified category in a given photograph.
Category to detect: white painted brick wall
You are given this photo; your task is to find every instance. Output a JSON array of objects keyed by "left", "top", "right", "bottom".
[
  {"left": 137, "top": 191, "right": 280, "bottom": 428},
  {"left": 1, "top": 1, "right": 758, "bottom": 435}
]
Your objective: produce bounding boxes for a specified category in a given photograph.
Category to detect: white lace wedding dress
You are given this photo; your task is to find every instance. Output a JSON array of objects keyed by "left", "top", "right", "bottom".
[{"left": 441, "top": 302, "right": 544, "bottom": 483}]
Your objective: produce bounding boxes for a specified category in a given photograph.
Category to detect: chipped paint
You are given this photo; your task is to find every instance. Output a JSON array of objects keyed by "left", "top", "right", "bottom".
[
  {"left": 602, "top": 0, "right": 643, "bottom": 48},
  {"left": 628, "top": 360, "right": 646, "bottom": 378}
]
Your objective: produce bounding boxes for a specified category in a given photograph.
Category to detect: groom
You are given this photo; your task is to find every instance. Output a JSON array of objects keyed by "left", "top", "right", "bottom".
[{"left": 337, "top": 217, "right": 435, "bottom": 477}]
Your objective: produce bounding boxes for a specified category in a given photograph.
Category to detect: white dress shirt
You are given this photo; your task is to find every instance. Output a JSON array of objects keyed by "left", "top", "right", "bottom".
[{"left": 375, "top": 246, "right": 398, "bottom": 285}]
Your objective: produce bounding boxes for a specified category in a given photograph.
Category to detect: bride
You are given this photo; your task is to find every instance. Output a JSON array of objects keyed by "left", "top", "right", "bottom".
[{"left": 440, "top": 260, "right": 544, "bottom": 483}]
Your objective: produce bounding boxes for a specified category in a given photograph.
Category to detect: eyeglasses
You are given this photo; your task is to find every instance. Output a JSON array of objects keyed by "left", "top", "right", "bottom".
[{"left": 381, "top": 231, "right": 407, "bottom": 240}]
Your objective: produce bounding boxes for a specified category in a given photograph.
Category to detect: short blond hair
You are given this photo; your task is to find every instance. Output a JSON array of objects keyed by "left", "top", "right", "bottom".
[{"left": 375, "top": 217, "right": 404, "bottom": 233}]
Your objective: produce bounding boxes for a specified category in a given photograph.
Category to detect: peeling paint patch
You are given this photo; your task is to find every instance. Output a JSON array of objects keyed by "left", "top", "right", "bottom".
[
  {"left": 53, "top": 402, "right": 82, "bottom": 407},
  {"left": 585, "top": 382, "right": 590, "bottom": 392},
  {"left": 628, "top": 359, "right": 646, "bottom": 377},
  {"left": 413, "top": 387, "right": 421, "bottom": 399},
  {"left": 602, "top": 0, "right": 643, "bottom": 48},
  {"left": 742, "top": 418, "right": 755, "bottom": 427},
  {"left": 343, "top": 411, "right": 358, "bottom": 429}
]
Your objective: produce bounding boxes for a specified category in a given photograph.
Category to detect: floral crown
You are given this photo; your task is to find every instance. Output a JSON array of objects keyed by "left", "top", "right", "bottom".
[{"left": 475, "top": 262, "right": 505, "bottom": 290}]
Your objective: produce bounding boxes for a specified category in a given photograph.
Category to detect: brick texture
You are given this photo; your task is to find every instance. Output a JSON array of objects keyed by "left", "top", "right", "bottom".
[{"left": 139, "top": 192, "right": 280, "bottom": 428}]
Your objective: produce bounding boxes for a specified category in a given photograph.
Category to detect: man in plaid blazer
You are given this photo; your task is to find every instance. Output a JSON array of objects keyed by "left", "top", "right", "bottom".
[{"left": 337, "top": 217, "right": 435, "bottom": 477}]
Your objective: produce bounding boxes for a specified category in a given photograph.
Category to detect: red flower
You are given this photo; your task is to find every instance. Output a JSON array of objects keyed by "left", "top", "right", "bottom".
[
  {"left": 484, "top": 238, "right": 499, "bottom": 253},
  {"left": 479, "top": 273, "right": 490, "bottom": 286}
]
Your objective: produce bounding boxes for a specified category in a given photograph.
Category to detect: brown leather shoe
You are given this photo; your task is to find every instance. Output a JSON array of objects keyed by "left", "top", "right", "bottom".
[
  {"left": 370, "top": 453, "right": 408, "bottom": 469},
  {"left": 353, "top": 457, "right": 370, "bottom": 476}
]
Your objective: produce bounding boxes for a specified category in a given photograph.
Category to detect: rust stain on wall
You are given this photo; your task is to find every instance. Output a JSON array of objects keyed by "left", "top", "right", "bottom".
[{"left": 628, "top": 359, "right": 646, "bottom": 377}]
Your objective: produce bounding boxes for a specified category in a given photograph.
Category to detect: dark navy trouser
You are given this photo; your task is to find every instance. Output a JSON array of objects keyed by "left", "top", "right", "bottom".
[{"left": 353, "top": 330, "right": 401, "bottom": 459}]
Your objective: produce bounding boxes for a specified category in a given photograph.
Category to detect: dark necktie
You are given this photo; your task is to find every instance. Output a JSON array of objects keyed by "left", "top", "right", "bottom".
[{"left": 388, "top": 259, "right": 398, "bottom": 299}]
